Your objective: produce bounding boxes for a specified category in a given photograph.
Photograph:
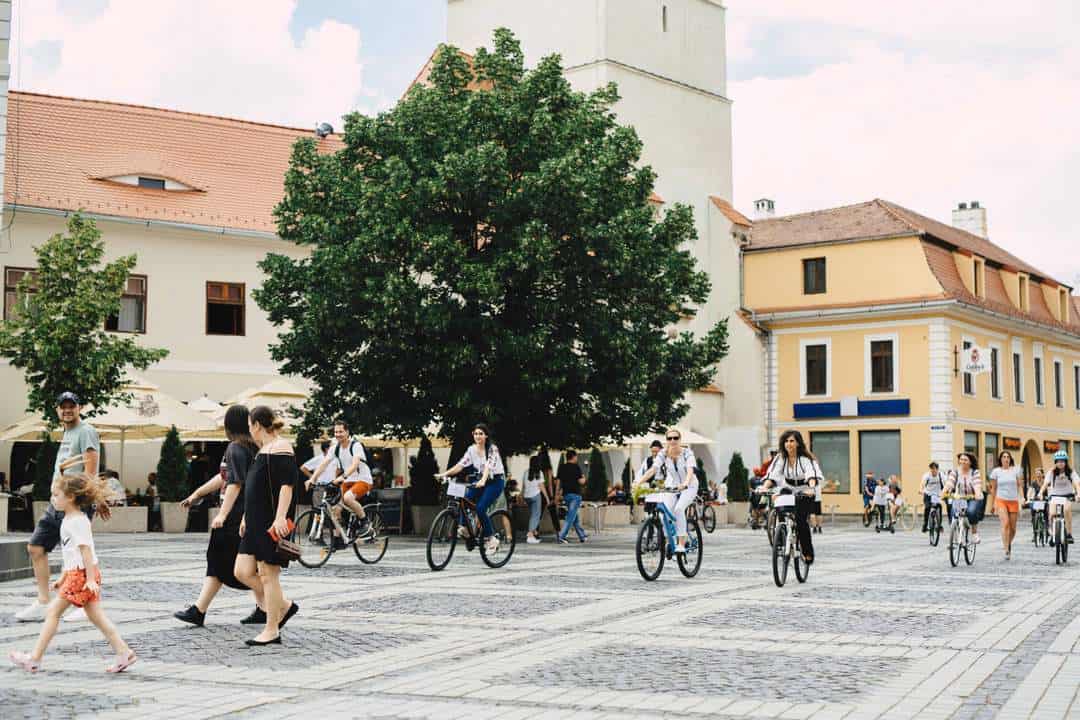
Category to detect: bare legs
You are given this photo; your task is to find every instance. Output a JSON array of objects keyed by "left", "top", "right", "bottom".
[
  {"left": 27, "top": 545, "right": 50, "bottom": 605},
  {"left": 30, "top": 597, "right": 130, "bottom": 662},
  {"left": 996, "top": 505, "right": 1018, "bottom": 553},
  {"left": 234, "top": 554, "right": 288, "bottom": 642}
]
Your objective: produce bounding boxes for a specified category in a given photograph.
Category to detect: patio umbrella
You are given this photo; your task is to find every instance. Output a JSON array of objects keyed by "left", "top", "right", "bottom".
[
  {"left": 596, "top": 427, "right": 716, "bottom": 451},
  {"left": 188, "top": 394, "right": 222, "bottom": 415}
]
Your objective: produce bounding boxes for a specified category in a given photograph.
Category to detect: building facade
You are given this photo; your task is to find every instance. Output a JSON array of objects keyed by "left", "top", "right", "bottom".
[{"left": 744, "top": 199, "right": 1080, "bottom": 512}]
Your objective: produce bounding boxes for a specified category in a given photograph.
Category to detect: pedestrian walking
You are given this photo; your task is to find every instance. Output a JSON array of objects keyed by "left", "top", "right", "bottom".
[
  {"left": 146, "top": 472, "right": 163, "bottom": 531},
  {"left": 557, "top": 450, "right": 588, "bottom": 544},
  {"left": 174, "top": 404, "right": 263, "bottom": 627},
  {"left": 524, "top": 456, "right": 549, "bottom": 544},
  {"left": 234, "top": 406, "right": 300, "bottom": 646},
  {"left": 16, "top": 392, "right": 109, "bottom": 623},
  {"left": 9, "top": 473, "right": 136, "bottom": 673},
  {"left": 990, "top": 451, "right": 1023, "bottom": 559}
]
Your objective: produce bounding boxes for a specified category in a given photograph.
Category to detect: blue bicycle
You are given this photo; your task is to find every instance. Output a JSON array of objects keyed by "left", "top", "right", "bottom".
[{"left": 636, "top": 490, "right": 703, "bottom": 581}]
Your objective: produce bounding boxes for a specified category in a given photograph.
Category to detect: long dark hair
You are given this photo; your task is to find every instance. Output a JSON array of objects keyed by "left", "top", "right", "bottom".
[
  {"left": 776, "top": 430, "right": 814, "bottom": 466},
  {"left": 527, "top": 455, "right": 541, "bottom": 481},
  {"left": 1052, "top": 460, "right": 1075, "bottom": 479},
  {"left": 997, "top": 450, "right": 1015, "bottom": 468},
  {"left": 473, "top": 422, "right": 494, "bottom": 459},
  {"left": 956, "top": 452, "right": 979, "bottom": 472},
  {"left": 224, "top": 404, "right": 257, "bottom": 451}
]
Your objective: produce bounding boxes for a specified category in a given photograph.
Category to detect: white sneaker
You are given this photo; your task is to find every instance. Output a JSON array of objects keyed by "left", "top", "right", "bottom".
[
  {"left": 14, "top": 600, "right": 49, "bottom": 623},
  {"left": 972, "top": 532, "right": 981, "bottom": 544},
  {"left": 457, "top": 526, "right": 469, "bottom": 539},
  {"left": 485, "top": 537, "right": 499, "bottom": 553},
  {"left": 526, "top": 536, "right": 540, "bottom": 544},
  {"left": 64, "top": 607, "right": 88, "bottom": 622}
]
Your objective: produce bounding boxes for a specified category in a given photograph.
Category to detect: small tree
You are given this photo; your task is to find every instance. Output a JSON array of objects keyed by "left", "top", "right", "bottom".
[
  {"left": 0, "top": 213, "right": 167, "bottom": 426},
  {"left": 586, "top": 447, "right": 608, "bottom": 501},
  {"left": 155, "top": 426, "right": 188, "bottom": 502},
  {"left": 31, "top": 433, "right": 59, "bottom": 501},
  {"left": 408, "top": 437, "right": 441, "bottom": 505},
  {"left": 695, "top": 457, "right": 708, "bottom": 490},
  {"left": 725, "top": 451, "right": 749, "bottom": 502}
]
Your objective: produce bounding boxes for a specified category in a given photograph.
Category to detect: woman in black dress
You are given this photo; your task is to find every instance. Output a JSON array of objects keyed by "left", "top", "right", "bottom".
[
  {"left": 174, "top": 405, "right": 262, "bottom": 627},
  {"left": 234, "top": 406, "right": 299, "bottom": 646}
]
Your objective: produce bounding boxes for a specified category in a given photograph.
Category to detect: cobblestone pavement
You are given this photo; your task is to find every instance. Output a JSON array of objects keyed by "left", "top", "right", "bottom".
[{"left": 2, "top": 517, "right": 1080, "bottom": 719}]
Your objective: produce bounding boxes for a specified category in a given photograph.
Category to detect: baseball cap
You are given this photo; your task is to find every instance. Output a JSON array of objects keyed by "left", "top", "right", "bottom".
[{"left": 56, "top": 391, "right": 81, "bottom": 406}]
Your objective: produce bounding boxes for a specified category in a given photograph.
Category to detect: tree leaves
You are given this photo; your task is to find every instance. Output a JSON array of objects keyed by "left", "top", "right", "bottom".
[{"left": 256, "top": 30, "right": 729, "bottom": 456}]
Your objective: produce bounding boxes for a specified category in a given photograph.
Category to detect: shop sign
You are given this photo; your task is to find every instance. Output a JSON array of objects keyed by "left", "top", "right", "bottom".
[
  {"left": 962, "top": 345, "right": 991, "bottom": 375},
  {"left": 1003, "top": 437, "right": 1022, "bottom": 451},
  {"left": 1044, "top": 440, "right": 1061, "bottom": 453},
  {"left": 930, "top": 425, "right": 948, "bottom": 432}
]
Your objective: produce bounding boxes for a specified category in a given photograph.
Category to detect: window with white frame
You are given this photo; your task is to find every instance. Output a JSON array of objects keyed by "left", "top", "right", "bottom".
[
  {"left": 1034, "top": 344, "right": 1045, "bottom": 406},
  {"left": 962, "top": 337, "right": 975, "bottom": 396},
  {"left": 989, "top": 344, "right": 1002, "bottom": 399},
  {"left": 865, "top": 333, "right": 899, "bottom": 395},
  {"left": 1012, "top": 339, "right": 1025, "bottom": 403},
  {"left": 1054, "top": 359, "right": 1064, "bottom": 408},
  {"left": 800, "top": 338, "right": 831, "bottom": 398}
]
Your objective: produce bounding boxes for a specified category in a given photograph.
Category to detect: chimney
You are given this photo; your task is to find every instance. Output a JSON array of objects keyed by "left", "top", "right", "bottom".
[
  {"left": 952, "top": 200, "right": 988, "bottom": 238},
  {"left": 753, "top": 198, "right": 775, "bottom": 220}
]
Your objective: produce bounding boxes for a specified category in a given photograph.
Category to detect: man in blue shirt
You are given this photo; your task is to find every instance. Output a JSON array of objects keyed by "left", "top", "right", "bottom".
[{"left": 863, "top": 472, "right": 877, "bottom": 513}]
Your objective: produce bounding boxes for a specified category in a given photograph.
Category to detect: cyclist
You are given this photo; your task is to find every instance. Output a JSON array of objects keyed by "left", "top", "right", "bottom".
[
  {"left": 1039, "top": 450, "right": 1080, "bottom": 546},
  {"left": 1027, "top": 468, "right": 1048, "bottom": 536},
  {"left": 919, "top": 462, "right": 946, "bottom": 533},
  {"left": 944, "top": 452, "right": 985, "bottom": 544},
  {"left": 760, "top": 430, "right": 821, "bottom": 564},
  {"left": 438, "top": 423, "right": 506, "bottom": 554},
  {"left": 304, "top": 421, "right": 374, "bottom": 540},
  {"left": 989, "top": 450, "right": 1023, "bottom": 559},
  {"left": 636, "top": 428, "right": 697, "bottom": 554}
]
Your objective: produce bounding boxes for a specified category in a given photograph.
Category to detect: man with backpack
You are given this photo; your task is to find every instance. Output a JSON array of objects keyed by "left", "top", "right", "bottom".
[
  {"left": 636, "top": 440, "right": 663, "bottom": 482},
  {"left": 305, "top": 420, "right": 374, "bottom": 542}
]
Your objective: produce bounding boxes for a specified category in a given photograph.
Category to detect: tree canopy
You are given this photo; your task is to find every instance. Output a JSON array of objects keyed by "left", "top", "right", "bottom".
[
  {"left": 0, "top": 214, "right": 168, "bottom": 424},
  {"left": 256, "top": 29, "right": 728, "bottom": 457}
]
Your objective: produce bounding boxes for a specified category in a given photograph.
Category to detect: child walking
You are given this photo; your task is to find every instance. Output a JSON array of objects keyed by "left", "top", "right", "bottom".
[{"left": 9, "top": 473, "right": 136, "bottom": 673}]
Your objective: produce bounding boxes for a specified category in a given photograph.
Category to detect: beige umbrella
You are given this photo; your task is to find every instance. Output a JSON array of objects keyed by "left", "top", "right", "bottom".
[{"left": 188, "top": 394, "right": 222, "bottom": 415}]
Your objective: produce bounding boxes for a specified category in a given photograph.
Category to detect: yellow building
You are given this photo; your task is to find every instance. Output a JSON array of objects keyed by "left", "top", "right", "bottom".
[{"left": 743, "top": 199, "right": 1080, "bottom": 513}]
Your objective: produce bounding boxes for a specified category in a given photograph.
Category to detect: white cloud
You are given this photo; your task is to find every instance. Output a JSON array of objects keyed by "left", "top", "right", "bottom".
[
  {"left": 10, "top": 0, "right": 374, "bottom": 128},
  {"left": 728, "top": 1, "right": 1080, "bottom": 285}
]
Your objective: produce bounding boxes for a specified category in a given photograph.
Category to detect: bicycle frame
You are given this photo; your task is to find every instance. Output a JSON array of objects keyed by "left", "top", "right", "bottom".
[
  {"left": 308, "top": 493, "right": 379, "bottom": 545},
  {"left": 650, "top": 500, "right": 697, "bottom": 555}
]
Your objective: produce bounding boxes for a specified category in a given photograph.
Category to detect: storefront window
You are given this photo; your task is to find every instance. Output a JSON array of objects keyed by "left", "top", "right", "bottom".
[
  {"left": 859, "top": 430, "right": 901, "bottom": 484},
  {"left": 810, "top": 431, "right": 850, "bottom": 494},
  {"left": 964, "top": 431, "right": 980, "bottom": 460},
  {"left": 984, "top": 433, "right": 999, "bottom": 473}
]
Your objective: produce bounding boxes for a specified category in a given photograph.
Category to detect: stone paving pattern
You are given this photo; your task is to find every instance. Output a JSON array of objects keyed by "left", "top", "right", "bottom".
[{"left": 1, "top": 518, "right": 1080, "bottom": 718}]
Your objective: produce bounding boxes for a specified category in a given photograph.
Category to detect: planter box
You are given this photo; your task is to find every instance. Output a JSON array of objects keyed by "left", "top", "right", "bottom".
[
  {"left": 726, "top": 501, "right": 749, "bottom": 526},
  {"left": 92, "top": 506, "right": 147, "bottom": 533},
  {"left": 33, "top": 501, "right": 51, "bottom": 524},
  {"left": 161, "top": 502, "right": 188, "bottom": 533},
  {"left": 410, "top": 505, "right": 442, "bottom": 536},
  {"left": 600, "top": 503, "right": 634, "bottom": 528},
  {"left": 0, "top": 495, "right": 7, "bottom": 534}
]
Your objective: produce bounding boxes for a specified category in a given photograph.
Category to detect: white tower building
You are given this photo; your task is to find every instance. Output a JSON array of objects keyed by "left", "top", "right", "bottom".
[{"left": 447, "top": 0, "right": 765, "bottom": 475}]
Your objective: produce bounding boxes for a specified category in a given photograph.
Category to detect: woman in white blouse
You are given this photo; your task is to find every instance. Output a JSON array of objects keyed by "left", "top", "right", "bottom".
[
  {"left": 438, "top": 424, "right": 506, "bottom": 554},
  {"left": 760, "top": 430, "right": 822, "bottom": 564},
  {"left": 636, "top": 428, "right": 698, "bottom": 554}
]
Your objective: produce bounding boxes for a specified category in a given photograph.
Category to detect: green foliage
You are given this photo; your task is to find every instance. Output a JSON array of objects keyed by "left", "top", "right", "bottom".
[
  {"left": 255, "top": 29, "right": 729, "bottom": 457},
  {"left": 725, "top": 451, "right": 749, "bottom": 502},
  {"left": 32, "top": 433, "right": 59, "bottom": 501},
  {"left": 408, "top": 437, "right": 442, "bottom": 505},
  {"left": 155, "top": 426, "right": 188, "bottom": 502},
  {"left": 586, "top": 447, "right": 608, "bottom": 501},
  {"left": 0, "top": 214, "right": 168, "bottom": 426}
]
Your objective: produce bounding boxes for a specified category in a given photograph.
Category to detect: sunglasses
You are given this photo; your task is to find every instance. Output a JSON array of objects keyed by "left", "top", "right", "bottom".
[{"left": 666, "top": 436, "right": 680, "bottom": 441}]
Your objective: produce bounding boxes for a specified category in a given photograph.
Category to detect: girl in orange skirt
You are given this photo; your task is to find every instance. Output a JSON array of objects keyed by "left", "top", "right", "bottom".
[{"left": 9, "top": 473, "right": 136, "bottom": 673}]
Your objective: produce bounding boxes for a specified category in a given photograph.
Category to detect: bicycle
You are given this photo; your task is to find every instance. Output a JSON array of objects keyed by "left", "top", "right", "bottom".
[
  {"left": 1049, "top": 496, "right": 1070, "bottom": 565},
  {"left": 1029, "top": 499, "right": 1048, "bottom": 546},
  {"left": 893, "top": 499, "right": 916, "bottom": 531},
  {"left": 944, "top": 493, "right": 977, "bottom": 567},
  {"left": 925, "top": 494, "right": 943, "bottom": 547},
  {"left": 749, "top": 488, "right": 778, "bottom": 546},
  {"left": 771, "top": 488, "right": 814, "bottom": 587},
  {"left": 426, "top": 477, "right": 515, "bottom": 571},
  {"left": 685, "top": 496, "right": 717, "bottom": 534},
  {"left": 635, "top": 490, "right": 703, "bottom": 581},
  {"left": 294, "top": 485, "right": 388, "bottom": 568}
]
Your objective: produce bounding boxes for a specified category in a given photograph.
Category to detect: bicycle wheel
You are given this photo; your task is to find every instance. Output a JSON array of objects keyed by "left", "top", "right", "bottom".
[
  {"left": 1035, "top": 515, "right": 1044, "bottom": 546},
  {"left": 702, "top": 505, "right": 717, "bottom": 534},
  {"left": 794, "top": 535, "right": 810, "bottom": 584},
  {"left": 636, "top": 516, "right": 665, "bottom": 581},
  {"left": 766, "top": 509, "right": 778, "bottom": 547},
  {"left": 964, "top": 524, "right": 976, "bottom": 565},
  {"left": 354, "top": 507, "right": 389, "bottom": 564},
  {"left": 772, "top": 523, "right": 790, "bottom": 587},
  {"left": 480, "top": 509, "right": 516, "bottom": 569},
  {"left": 426, "top": 508, "right": 458, "bottom": 571},
  {"left": 898, "top": 504, "right": 914, "bottom": 531},
  {"left": 929, "top": 508, "right": 941, "bottom": 547},
  {"left": 678, "top": 518, "right": 703, "bottom": 578},
  {"left": 295, "top": 509, "right": 334, "bottom": 569},
  {"left": 686, "top": 504, "right": 698, "bottom": 524},
  {"left": 949, "top": 523, "right": 960, "bottom": 567},
  {"left": 1056, "top": 520, "right": 1065, "bottom": 565}
]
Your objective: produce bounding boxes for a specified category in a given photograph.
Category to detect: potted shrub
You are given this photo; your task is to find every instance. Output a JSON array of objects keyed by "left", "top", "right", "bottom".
[
  {"left": 31, "top": 433, "right": 59, "bottom": 522},
  {"left": 725, "top": 451, "right": 750, "bottom": 527},
  {"left": 407, "top": 437, "right": 442, "bottom": 535},
  {"left": 156, "top": 426, "right": 189, "bottom": 532}
]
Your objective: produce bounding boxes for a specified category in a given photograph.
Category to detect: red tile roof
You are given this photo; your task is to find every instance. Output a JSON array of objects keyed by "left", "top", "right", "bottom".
[
  {"left": 4, "top": 91, "right": 342, "bottom": 233},
  {"left": 709, "top": 196, "right": 751, "bottom": 226}
]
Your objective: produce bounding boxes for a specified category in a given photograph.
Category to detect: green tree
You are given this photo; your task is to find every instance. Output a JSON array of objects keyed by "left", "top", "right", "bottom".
[
  {"left": 695, "top": 457, "right": 708, "bottom": 490},
  {"left": 155, "top": 426, "right": 188, "bottom": 502},
  {"left": 31, "top": 433, "right": 59, "bottom": 501},
  {"left": 255, "top": 29, "right": 728, "bottom": 457},
  {"left": 0, "top": 214, "right": 168, "bottom": 425},
  {"left": 725, "top": 451, "right": 749, "bottom": 502},
  {"left": 586, "top": 447, "right": 608, "bottom": 501},
  {"left": 408, "top": 437, "right": 442, "bottom": 505}
]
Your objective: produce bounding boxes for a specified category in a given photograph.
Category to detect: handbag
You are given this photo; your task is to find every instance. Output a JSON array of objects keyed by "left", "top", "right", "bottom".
[{"left": 265, "top": 442, "right": 301, "bottom": 562}]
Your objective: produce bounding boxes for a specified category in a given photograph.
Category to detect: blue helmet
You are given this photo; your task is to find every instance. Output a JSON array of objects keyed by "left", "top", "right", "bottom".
[{"left": 1053, "top": 450, "right": 1069, "bottom": 463}]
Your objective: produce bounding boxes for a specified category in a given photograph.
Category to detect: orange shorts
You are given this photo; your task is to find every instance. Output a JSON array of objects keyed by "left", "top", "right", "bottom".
[
  {"left": 342, "top": 480, "right": 373, "bottom": 501},
  {"left": 995, "top": 498, "right": 1019, "bottom": 514},
  {"left": 58, "top": 567, "right": 101, "bottom": 607}
]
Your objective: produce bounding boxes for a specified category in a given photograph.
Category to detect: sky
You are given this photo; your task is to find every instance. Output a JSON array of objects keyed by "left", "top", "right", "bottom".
[{"left": 11, "top": 0, "right": 1080, "bottom": 285}]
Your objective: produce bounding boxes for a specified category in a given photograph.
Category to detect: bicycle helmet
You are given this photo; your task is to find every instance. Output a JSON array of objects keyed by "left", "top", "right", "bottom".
[{"left": 1053, "top": 449, "right": 1069, "bottom": 463}]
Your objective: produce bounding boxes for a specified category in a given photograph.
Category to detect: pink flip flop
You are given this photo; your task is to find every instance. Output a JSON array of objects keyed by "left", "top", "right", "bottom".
[
  {"left": 106, "top": 650, "right": 137, "bottom": 674},
  {"left": 9, "top": 650, "right": 41, "bottom": 673}
]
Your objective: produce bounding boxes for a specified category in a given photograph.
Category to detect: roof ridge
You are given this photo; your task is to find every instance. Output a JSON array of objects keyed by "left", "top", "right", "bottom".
[
  {"left": 873, "top": 198, "right": 924, "bottom": 235},
  {"left": 754, "top": 199, "right": 879, "bottom": 224},
  {"left": 9, "top": 90, "right": 334, "bottom": 136}
]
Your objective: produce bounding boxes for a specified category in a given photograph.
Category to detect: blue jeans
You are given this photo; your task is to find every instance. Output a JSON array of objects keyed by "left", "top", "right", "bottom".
[
  {"left": 526, "top": 494, "right": 542, "bottom": 533},
  {"left": 464, "top": 475, "right": 505, "bottom": 538},
  {"left": 952, "top": 498, "right": 986, "bottom": 523},
  {"left": 559, "top": 493, "right": 586, "bottom": 541}
]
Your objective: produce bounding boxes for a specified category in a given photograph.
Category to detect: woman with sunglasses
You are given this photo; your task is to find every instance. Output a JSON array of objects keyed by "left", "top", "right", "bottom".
[
  {"left": 637, "top": 429, "right": 698, "bottom": 554},
  {"left": 438, "top": 423, "right": 506, "bottom": 554},
  {"left": 760, "top": 430, "right": 822, "bottom": 564}
]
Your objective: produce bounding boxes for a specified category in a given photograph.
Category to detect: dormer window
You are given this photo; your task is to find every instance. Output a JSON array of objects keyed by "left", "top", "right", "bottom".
[
  {"left": 99, "top": 174, "right": 199, "bottom": 192},
  {"left": 1018, "top": 274, "right": 1029, "bottom": 312},
  {"left": 972, "top": 258, "right": 985, "bottom": 298},
  {"left": 1059, "top": 288, "right": 1070, "bottom": 323},
  {"left": 137, "top": 176, "right": 165, "bottom": 190}
]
